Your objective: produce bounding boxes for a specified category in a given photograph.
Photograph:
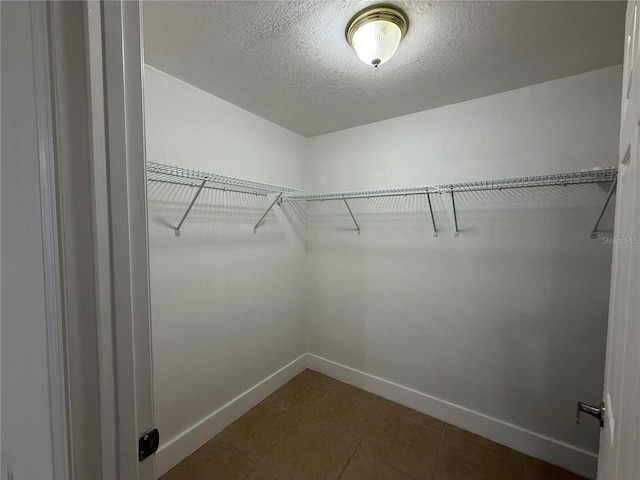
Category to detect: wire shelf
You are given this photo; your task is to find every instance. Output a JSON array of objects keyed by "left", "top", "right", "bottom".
[
  {"left": 443, "top": 167, "right": 618, "bottom": 194},
  {"left": 281, "top": 167, "right": 617, "bottom": 202},
  {"left": 146, "top": 162, "right": 617, "bottom": 238},
  {"left": 146, "top": 162, "right": 303, "bottom": 196}
]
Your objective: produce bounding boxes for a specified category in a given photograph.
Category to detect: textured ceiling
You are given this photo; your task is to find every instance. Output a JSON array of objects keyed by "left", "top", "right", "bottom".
[{"left": 143, "top": 1, "right": 625, "bottom": 137}]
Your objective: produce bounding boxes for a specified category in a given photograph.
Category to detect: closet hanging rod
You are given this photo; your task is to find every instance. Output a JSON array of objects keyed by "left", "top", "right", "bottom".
[
  {"left": 280, "top": 167, "right": 617, "bottom": 202},
  {"left": 149, "top": 178, "right": 271, "bottom": 197},
  {"left": 146, "top": 162, "right": 304, "bottom": 195}
]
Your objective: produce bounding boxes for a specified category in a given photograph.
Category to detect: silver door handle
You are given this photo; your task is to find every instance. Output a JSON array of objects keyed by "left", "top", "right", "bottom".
[{"left": 576, "top": 401, "right": 605, "bottom": 427}]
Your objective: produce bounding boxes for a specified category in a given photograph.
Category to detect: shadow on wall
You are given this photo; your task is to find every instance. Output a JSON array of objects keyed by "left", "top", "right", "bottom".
[
  {"left": 147, "top": 176, "right": 308, "bottom": 448},
  {"left": 148, "top": 180, "right": 615, "bottom": 247},
  {"left": 146, "top": 180, "right": 307, "bottom": 246},
  {"left": 304, "top": 183, "right": 615, "bottom": 248},
  {"left": 279, "top": 199, "right": 309, "bottom": 245}
]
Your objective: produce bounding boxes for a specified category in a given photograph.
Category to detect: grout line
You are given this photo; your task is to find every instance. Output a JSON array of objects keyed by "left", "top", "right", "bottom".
[
  {"left": 162, "top": 364, "right": 589, "bottom": 480},
  {"left": 363, "top": 404, "right": 439, "bottom": 480},
  {"left": 429, "top": 430, "right": 447, "bottom": 480},
  {"left": 307, "top": 353, "right": 597, "bottom": 478},
  {"left": 336, "top": 439, "right": 363, "bottom": 480}
]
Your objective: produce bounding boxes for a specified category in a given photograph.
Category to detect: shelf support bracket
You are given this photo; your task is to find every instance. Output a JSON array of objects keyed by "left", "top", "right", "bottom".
[
  {"left": 450, "top": 190, "right": 459, "bottom": 237},
  {"left": 342, "top": 197, "right": 360, "bottom": 234},
  {"left": 591, "top": 178, "right": 617, "bottom": 238},
  {"left": 254, "top": 192, "right": 283, "bottom": 233},
  {"left": 175, "top": 179, "right": 207, "bottom": 237},
  {"left": 426, "top": 192, "right": 437, "bottom": 237}
]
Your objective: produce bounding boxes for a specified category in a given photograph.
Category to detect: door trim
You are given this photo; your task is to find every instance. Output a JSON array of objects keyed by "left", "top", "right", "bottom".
[
  {"left": 30, "top": 2, "right": 71, "bottom": 478},
  {"left": 88, "top": 1, "right": 155, "bottom": 478},
  {"left": 84, "top": 3, "right": 119, "bottom": 478}
]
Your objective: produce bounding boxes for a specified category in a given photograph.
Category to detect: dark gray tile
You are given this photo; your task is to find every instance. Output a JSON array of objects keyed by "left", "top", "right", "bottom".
[
  {"left": 339, "top": 445, "right": 414, "bottom": 480},
  {"left": 521, "top": 456, "right": 586, "bottom": 480},
  {"left": 308, "top": 387, "right": 382, "bottom": 438},
  {"left": 160, "top": 437, "right": 254, "bottom": 480},
  {"left": 360, "top": 407, "right": 442, "bottom": 480},
  {"left": 433, "top": 426, "right": 523, "bottom": 480},
  {"left": 219, "top": 400, "right": 302, "bottom": 461},
  {"left": 264, "top": 417, "right": 360, "bottom": 480},
  {"left": 162, "top": 372, "right": 585, "bottom": 480},
  {"left": 263, "top": 370, "right": 338, "bottom": 414}
]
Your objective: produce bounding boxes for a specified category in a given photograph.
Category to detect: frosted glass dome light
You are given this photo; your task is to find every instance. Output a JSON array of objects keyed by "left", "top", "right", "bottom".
[{"left": 346, "top": 6, "right": 408, "bottom": 67}]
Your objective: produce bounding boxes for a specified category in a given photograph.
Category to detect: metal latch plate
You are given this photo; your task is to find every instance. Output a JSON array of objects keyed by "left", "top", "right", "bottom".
[{"left": 139, "top": 428, "right": 159, "bottom": 462}]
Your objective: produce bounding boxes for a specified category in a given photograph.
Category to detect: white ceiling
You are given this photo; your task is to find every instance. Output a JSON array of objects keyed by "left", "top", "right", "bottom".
[{"left": 143, "top": 1, "right": 625, "bottom": 137}]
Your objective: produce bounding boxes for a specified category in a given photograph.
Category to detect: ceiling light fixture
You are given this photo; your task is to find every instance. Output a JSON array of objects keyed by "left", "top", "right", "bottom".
[{"left": 346, "top": 5, "right": 409, "bottom": 68}]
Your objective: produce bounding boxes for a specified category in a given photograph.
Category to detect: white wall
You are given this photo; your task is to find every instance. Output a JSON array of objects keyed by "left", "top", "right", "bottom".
[
  {"left": 306, "top": 66, "right": 622, "bottom": 191},
  {"left": 0, "top": 2, "right": 55, "bottom": 478},
  {"left": 144, "top": 66, "right": 308, "bottom": 466},
  {"left": 145, "top": 64, "right": 620, "bottom": 477},
  {"left": 305, "top": 65, "right": 621, "bottom": 468}
]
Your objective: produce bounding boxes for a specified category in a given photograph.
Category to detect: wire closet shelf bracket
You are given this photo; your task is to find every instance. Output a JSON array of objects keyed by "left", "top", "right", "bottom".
[{"left": 146, "top": 162, "right": 304, "bottom": 236}]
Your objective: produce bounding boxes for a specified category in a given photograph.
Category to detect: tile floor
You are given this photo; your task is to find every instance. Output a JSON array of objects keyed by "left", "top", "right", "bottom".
[{"left": 160, "top": 369, "right": 586, "bottom": 480}]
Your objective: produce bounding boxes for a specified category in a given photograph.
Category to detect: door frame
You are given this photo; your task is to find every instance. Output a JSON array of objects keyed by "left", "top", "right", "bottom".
[
  {"left": 84, "top": 1, "right": 155, "bottom": 478},
  {"left": 30, "top": 2, "right": 71, "bottom": 478},
  {"left": 38, "top": 0, "right": 154, "bottom": 478}
]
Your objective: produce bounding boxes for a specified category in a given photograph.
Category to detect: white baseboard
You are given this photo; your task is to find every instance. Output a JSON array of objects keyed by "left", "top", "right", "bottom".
[
  {"left": 307, "top": 353, "right": 598, "bottom": 480},
  {"left": 155, "top": 353, "right": 307, "bottom": 477},
  {"left": 155, "top": 352, "right": 598, "bottom": 479}
]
